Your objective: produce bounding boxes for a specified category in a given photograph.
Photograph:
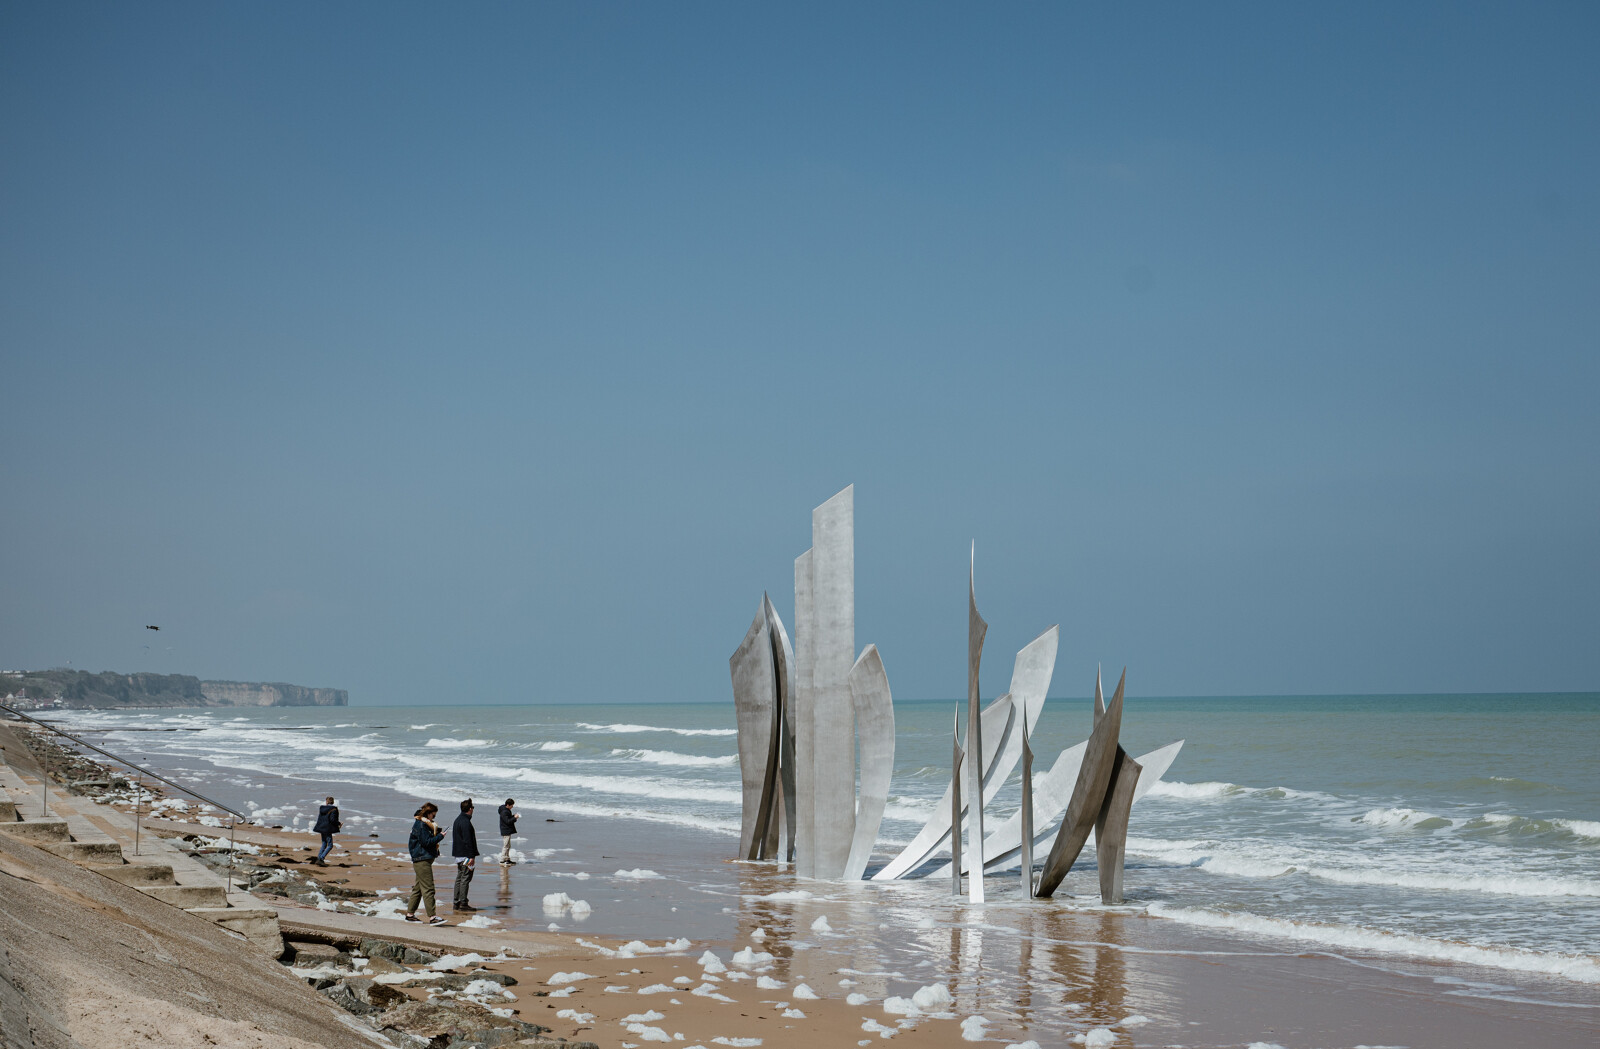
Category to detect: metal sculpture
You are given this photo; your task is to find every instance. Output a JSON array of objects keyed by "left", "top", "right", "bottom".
[
  {"left": 1034, "top": 669, "right": 1125, "bottom": 899},
  {"left": 950, "top": 707, "right": 963, "bottom": 896},
  {"left": 843, "top": 644, "right": 895, "bottom": 881},
  {"left": 731, "top": 485, "right": 1181, "bottom": 904},
  {"left": 964, "top": 546, "right": 988, "bottom": 903}
]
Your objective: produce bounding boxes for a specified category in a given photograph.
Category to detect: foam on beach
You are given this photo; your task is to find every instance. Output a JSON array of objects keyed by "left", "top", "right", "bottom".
[{"left": 1147, "top": 902, "right": 1600, "bottom": 982}]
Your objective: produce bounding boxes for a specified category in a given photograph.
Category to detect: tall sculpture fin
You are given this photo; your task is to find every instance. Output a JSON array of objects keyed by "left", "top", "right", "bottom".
[
  {"left": 843, "top": 644, "right": 894, "bottom": 881},
  {"left": 1033, "top": 669, "right": 1126, "bottom": 898},
  {"left": 1094, "top": 665, "right": 1105, "bottom": 719},
  {"left": 763, "top": 595, "right": 798, "bottom": 862},
  {"left": 965, "top": 544, "right": 988, "bottom": 902},
  {"left": 793, "top": 549, "right": 816, "bottom": 877},
  {"left": 1095, "top": 746, "right": 1142, "bottom": 904},
  {"left": 1019, "top": 709, "right": 1035, "bottom": 897},
  {"left": 809, "top": 486, "right": 857, "bottom": 879},
  {"left": 729, "top": 600, "right": 778, "bottom": 860},
  {"left": 950, "top": 706, "right": 963, "bottom": 897},
  {"left": 1129, "top": 740, "right": 1182, "bottom": 805}
]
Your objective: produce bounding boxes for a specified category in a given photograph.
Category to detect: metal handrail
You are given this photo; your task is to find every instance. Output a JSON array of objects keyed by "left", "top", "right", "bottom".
[{"left": 0, "top": 702, "right": 249, "bottom": 888}]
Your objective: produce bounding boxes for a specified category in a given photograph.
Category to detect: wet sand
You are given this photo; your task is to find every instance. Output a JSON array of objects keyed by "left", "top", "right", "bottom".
[{"left": 80, "top": 733, "right": 1600, "bottom": 1048}]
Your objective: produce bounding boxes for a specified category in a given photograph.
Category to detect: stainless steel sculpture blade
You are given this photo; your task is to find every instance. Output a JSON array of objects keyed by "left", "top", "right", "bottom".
[
  {"left": 1095, "top": 747, "right": 1142, "bottom": 904},
  {"left": 843, "top": 644, "right": 895, "bottom": 881},
  {"left": 950, "top": 739, "right": 1180, "bottom": 877},
  {"left": 871, "top": 693, "right": 1014, "bottom": 880},
  {"left": 965, "top": 544, "right": 988, "bottom": 903},
  {"left": 950, "top": 707, "right": 963, "bottom": 897},
  {"left": 1019, "top": 712, "right": 1035, "bottom": 897},
  {"left": 810, "top": 485, "right": 857, "bottom": 880},
  {"left": 898, "top": 625, "right": 1058, "bottom": 879},
  {"left": 1129, "top": 740, "right": 1182, "bottom": 805},
  {"left": 763, "top": 595, "right": 798, "bottom": 861},
  {"left": 729, "top": 600, "right": 778, "bottom": 860},
  {"left": 792, "top": 548, "right": 816, "bottom": 877},
  {"left": 1033, "top": 669, "right": 1126, "bottom": 898}
]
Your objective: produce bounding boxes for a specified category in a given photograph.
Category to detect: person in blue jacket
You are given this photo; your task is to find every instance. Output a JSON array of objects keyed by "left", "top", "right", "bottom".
[
  {"left": 312, "top": 796, "right": 339, "bottom": 866},
  {"left": 452, "top": 798, "right": 480, "bottom": 912},
  {"left": 402, "top": 802, "right": 447, "bottom": 925}
]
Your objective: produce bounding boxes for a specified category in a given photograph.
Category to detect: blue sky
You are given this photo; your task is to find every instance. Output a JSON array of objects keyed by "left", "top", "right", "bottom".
[{"left": 2, "top": 3, "right": 1596, "bottom": 704}]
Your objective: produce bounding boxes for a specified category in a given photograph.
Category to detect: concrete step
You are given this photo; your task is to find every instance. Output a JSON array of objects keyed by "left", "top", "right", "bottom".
[
  {"left": 0, "top": 800, "right": 16, "bottom": 821},
  {"left": 41, "top": 840, "right": 124, "bottom": 864},
  {"left": 187, "top": 907, "right": 285, "bottom": 958},
  {"left": 91, "top": 862, "right": 177, "bottom": 887},
  {"left": 141, "top": 884, "right": 229, "bottom": 908},
  {"left": 0, "top": 818, "right": 69, "bottom": 842}
]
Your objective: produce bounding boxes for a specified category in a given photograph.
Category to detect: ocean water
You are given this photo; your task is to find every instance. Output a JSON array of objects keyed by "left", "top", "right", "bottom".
[{"left": 52, "top": 693, "right": 1600, "bottom": 991}]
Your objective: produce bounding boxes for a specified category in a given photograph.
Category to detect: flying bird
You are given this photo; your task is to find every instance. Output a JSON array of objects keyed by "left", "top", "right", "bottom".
[{"left": 145, "top": 625, "right": 160, "bottom": 631}]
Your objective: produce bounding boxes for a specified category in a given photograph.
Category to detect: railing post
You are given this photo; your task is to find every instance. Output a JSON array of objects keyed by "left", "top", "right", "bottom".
[{"left": 41, "top": 732, "right": 49, "bottom": 817}]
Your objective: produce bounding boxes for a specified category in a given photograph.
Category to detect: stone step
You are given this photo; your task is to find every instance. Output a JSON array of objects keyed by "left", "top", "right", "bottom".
[
  {"left": 0, "top": 818, "right": 69, "bottom": 842},
  {"left": 141, "top": 884, "right": 229, "bottom": 908},
  {"left": 0, "top": 800, "right": 16, "bottom": 821},
  {"left": 91, "top": 862, "right": 177, "bottom": 887},
  {"left": 188, "top": 907, "right": 286, "bottom": 958},
  {"left": 41, "top": 840, "right": 124, "bottom": 864}
]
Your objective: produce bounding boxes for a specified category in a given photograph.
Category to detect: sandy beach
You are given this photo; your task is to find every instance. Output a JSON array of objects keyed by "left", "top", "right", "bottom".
[{"left": 6, "top": 716, "right": 1598, "bottom": 1049}]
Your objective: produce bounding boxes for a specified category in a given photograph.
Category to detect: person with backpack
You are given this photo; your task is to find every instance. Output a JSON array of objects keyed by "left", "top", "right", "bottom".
[
  {"left": 452, "top": 798, "right": 480, "bottom": 912},
  {"left": 312, "top": 796, "right": 340, "bottom": 866},
  {"left": 497, "top": 798, "right": 519, "bottom": 864},
  {"left": 402, "top": 803, "right": 448, "bottom": 925}
]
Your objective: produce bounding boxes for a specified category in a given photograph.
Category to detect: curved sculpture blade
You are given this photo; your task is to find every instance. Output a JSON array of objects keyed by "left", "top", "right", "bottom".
[
  {"left": 1034, "top": 669, "right": 1126, "bottom": 898},
  {"left": 950, "top": 706, "right": 963, "bottom": 896},
  {"left": 1019, "top": 713, "right": 1035, "bottom": 897},
  {"left": 951, "top": 738, "right": 1181, "bottom": 876},
  {"left": 1095, "top": 747, "right": 1142, "bottom": 904},
  {"left": 729, "top": 599, "right": 778, "bottom": 860},
  {"left": 842, "top": 644, "right": 895, "bottom": 881},
  {"left": 1129, "top": 739, "right": 1182, "bottom": 805},
  {"left": 873, "top": 625, "right": 1057, "bottom": 881},
  {"left": 763, "top": 595, "right": 798, "bottom": 861},
  {"left": 965, "top": 544, "right": 988, "bottom": 903},
  {"left": 792, "top": 548, "right": 815, "bottom": 876},
  {"left": 871, "top": 693, "right": 1014, "bottom": 880}
]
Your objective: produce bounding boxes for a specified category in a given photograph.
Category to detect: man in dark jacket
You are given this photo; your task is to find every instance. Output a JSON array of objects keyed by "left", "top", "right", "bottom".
[
  {"left": 312, "top": 796, "right": 339, "bottom": 865},
  {"left": 403, "top": 802, "right": 447, "bottom": 924},
  {"left": 497, "top": 798, "right": 519, "bottom": 864},
  {"left": 452, "top": 798, "right": 479, "bottom": 911}
]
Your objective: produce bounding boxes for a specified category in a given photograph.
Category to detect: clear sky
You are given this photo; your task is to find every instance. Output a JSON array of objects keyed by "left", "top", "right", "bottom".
[{"left": 2, "top": 3, "right": 1596, "bottom": 705}]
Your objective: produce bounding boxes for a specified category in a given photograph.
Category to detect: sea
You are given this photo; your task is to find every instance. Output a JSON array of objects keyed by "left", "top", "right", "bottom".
[{"left": 49, "top": 692, "right": 1600, "bottom": 1005}]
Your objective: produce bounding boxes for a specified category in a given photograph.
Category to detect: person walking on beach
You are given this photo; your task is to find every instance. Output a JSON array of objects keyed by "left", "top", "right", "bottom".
[
  {"left": 402, "top": 803, "right": 448, "bottom": 925},
  {"left": 452, "top": 798, "right": 479, "bottom": 912},
  {"left": 497, "top": 797, "right": 519, "bottom": 864},
  {"left": 312, "top": 796, "right": 340, "bottom": 866}
]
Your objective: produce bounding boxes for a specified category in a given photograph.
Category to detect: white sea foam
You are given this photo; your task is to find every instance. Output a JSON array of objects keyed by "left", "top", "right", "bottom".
[
  {"left": 538, "top": 740, "right": 576, "bottom": 751},
  {"left": 1127, "top": 836, "right": 1600, "bottom": 897},
  {"left": 1356, "top": 807, "right": 1453, "bottom": 830},
  {"left": 424, "top": 738, "right": 492, "bottom": 748},
  {"left": 578, "top": 721, "right": 738, "bottom": 737},
  {"left": 1147, "top": 903, "right": 1600, "bottom": 983},
  {"left": 611, "top": 748, "right": 739, "bottom": 767}
]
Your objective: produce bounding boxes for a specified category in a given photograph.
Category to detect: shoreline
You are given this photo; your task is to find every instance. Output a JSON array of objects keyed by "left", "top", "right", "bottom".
[{"left": 9, "top": 714, "right": 1600, "bottom": 1048}]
